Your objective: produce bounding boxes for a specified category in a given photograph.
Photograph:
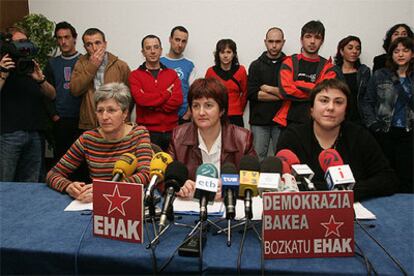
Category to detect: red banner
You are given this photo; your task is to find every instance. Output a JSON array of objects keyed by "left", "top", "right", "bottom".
[
  {"left": 262, "top": 191, "right": 354, "bottom": 259},
  {"left": 93, "top": 180, "right": 144, "bottom": 243}
]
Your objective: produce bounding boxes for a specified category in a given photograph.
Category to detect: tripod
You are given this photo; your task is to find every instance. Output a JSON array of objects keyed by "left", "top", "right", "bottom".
[{"left": 146, "top": 204, "right": 192, "bottom": 249}]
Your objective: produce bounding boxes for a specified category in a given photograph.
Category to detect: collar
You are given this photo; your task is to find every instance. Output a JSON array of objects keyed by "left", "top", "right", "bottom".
[
  {"left": 197, "top": 128, "right": 222, "bottom": 155},
  {"left": 183, "top": 122, "right": 238, "bottom": 154},
  {"left": 212, "top": 64, "right": 239, "bottom": 80},
  {"left": 138, "top": 61, "right": 167, "bottom": 71}
]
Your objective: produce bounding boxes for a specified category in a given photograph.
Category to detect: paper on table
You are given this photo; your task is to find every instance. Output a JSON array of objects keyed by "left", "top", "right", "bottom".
[
  {"left": 64, "top": 199, "right": 93, "bottom": 211},
  {"left": 232, "top": 196, "right": 263, "bottom": 221},
  {"left": 354, "top": 202, "right": 376, "bottom": 220},
  {"left": 173, "top": 197, "right": 224, "bottom": 215}
]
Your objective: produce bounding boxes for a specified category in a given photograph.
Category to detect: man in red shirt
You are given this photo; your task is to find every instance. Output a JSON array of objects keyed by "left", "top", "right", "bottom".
[
  {"left": 274, "top": 20, "right": 342, "bottom": 128},
  {"left": 129, "top": 34, "right": 183, "bottom": 150}
]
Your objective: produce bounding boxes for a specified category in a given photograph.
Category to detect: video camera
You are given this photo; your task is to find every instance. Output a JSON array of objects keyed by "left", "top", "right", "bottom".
[{"left": 0, "top": 32, "right": 38, "bottom": 75}]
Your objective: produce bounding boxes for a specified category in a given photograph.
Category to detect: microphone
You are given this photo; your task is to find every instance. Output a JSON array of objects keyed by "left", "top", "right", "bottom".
[
  {"left": 238, "top": 155, "right": 260, "bottom": 220},
  {"left": 281, "top": 173, "right": 300, "bottom": 192},
  {"left": 318, "top": 149, "right": 355, "bottom": 190},
  {"left": 221, "top": 163, "right": 239, "bottom": 220},
  {"left": 112, "top": 153, "right": 138, "bottom": 181},
  {"left": 258, "top": 156, "right": 282, "bottom": 195},
  {"left": 144, "top": 152, "right": 173, "bottom": 205},
  {"left": 276, "top": 149, "right": 316, "bottom": 191},
  {"left": 194, "top": 163, "right": 219, "bottom": 221},
  {"left": 159, "top": 161, "right": 188, "bottom": 232}
]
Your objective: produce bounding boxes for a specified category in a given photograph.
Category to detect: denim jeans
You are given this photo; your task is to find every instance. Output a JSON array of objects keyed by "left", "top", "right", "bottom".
[
  {"left": 0, "top": 130, "right": 42, "bottom": 182},
  {"left": 251, "top": 125, "right": 281, "bottom": 161}
]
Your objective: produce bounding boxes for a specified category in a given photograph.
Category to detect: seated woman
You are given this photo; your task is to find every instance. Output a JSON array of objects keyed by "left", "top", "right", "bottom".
[
  {"left": 168, "top": 78, "right": 256, "bottom": 198},
  {"left": 276, "top": 78, "right": 396, "bottom": 201},
  {"left": 46, "top": 82, "right": 152, "bottom": 202}
]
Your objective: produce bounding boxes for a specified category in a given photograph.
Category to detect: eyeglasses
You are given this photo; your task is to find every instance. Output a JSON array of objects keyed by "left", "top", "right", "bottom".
[{"left": 95, "top": 108, "right": 121, "bottom": 115}]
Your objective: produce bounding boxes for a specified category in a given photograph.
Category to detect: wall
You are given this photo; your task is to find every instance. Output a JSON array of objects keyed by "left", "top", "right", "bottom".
[{"left": 28, "top": 0, "right": 413, "bottom": 74}]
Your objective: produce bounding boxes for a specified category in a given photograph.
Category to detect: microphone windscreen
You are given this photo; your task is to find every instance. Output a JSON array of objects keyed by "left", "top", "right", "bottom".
[
  {"left": 196, "top": 163, "right": 218, "bottom": 178},
  {"left": 280, "top": 160, "right": 291, "bottom": 174},
  {"left": 113, "top": 153, "right": 138, "bottom": 177},
  {"left": 275, "top": 149, "right": 300, "bottom": 166},
  {"left": 164, "top": 161, "right": 188, "bottom": 191},
  {"left": 221, "top": 162, "right": 238, "bottom": 175},
  {"left": 239, "top": 155, "right": 260, "bottom": 171},
  {"left": 260, "top": 156, "right": 282, "bottom": 173},
  {"left": 318, "top": 149, "right": 344, "bottom": 172},
  {"left": 149, "top": 152, "right": 173, "bottom": 179}
]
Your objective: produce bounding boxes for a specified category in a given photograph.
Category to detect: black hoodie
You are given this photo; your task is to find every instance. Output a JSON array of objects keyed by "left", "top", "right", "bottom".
[{"left": 247, "top": 51, "right": 286, "bottom": 125}]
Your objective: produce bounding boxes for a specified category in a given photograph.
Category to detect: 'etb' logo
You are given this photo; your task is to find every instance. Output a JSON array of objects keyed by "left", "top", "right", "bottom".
[
  {"left": 195, "top": 175, "right": 219, "bottom": 193},
  {"left": 198, "top": 179, "right": 217, "bottom": 189}
]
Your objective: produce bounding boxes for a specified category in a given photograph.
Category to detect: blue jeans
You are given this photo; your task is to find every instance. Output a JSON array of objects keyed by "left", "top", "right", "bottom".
[
  {"left": 0, "top": 131, "right": 42, "bottom": 182},
  {"left": 251, "top": 125, "right": 281, "bottom": 161}
]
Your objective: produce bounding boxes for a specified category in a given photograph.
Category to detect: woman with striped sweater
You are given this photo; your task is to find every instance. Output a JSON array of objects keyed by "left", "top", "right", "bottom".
[{"left": 46, "top": 82, "right": 152, "bottom": 202}]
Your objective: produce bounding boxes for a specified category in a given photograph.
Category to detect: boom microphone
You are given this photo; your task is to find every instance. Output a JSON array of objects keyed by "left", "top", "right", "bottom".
[
  {"left": 238, "top": 155, "right": 260, "bottom": 219},
  {"left": 159, "top": 161, "right": 188, "bottom": 232},
  {"left": 194, "top": 163, "right": 219, "bottom": 221},
  {"left": 112, "top": 153, "right": 138, "bottom": 181}
]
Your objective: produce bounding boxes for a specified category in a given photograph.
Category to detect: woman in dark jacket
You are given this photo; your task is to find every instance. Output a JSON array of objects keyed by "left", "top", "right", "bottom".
[
  {"left": 168, "top": 78, "right": 256, "bottom": 198},
  {"left": 361, "top": 37, "right": 413, "bottom": 192},
  {"left": 334, "top": 35, "right": 370, "bottom": 125}
]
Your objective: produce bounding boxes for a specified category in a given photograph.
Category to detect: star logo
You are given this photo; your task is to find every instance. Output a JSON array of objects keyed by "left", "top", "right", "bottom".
[
  {"left": 103, "top": 185, "right": 131, "bottom": 216},
  {"left": 321, "top": 215, "right": 344, "bottom": 238}
]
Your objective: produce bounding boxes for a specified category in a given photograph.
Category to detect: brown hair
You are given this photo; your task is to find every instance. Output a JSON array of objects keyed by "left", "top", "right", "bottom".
[
  {"left": 188, "top": 78, "right": 229, "bottom": 123},
  {"left": 310, "top": 79, "right": 351, "bottom": 115}
]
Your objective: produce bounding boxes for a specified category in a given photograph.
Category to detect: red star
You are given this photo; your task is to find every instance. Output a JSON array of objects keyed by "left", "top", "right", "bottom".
[
  {"left": 103, "top": 185, "right": 131, "bottom": 216},
  {"left": 321, "top": 215, "right": 344, "bottom": 238}
]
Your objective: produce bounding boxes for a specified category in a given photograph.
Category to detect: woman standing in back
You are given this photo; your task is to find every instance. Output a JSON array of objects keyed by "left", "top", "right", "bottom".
[
  {"left": 205, "top": 39, "right": 247, "bottom": 127},
  {"left": 334, "top": 35, "right": 371, "bottom": 124}
]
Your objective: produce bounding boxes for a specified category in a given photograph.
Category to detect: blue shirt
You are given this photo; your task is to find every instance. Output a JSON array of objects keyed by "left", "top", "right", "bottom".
[
  {"left": 160, "top": 56, "right": 195, "bottom": 117},
  {"left": 47, "top": 53, "right": 81, "bottom": 118},
  {"left": 392, "top": 77, "right": 412, "bottom": 128}
]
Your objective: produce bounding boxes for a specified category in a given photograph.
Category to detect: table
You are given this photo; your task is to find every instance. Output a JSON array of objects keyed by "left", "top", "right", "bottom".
[{"left": 1, "top": 182, "right": 413, "bottom": 274}]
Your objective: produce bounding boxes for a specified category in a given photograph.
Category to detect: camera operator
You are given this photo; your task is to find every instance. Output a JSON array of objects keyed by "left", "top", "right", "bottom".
[{"left": 0, "top": 27, "right": 56, "bottom": 182}]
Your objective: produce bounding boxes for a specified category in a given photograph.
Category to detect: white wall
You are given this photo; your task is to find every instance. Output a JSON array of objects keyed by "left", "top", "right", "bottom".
[{"left": 29, "top": 0, "right": 413, "bottom": 75}]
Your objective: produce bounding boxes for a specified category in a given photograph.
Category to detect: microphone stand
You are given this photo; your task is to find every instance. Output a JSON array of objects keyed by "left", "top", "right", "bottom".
[
  {"left": 237, "top": 190, "right": 263, "bottom": 274},
  {"left": 144, "top": 195, "right": 159, "bottom": 240}
]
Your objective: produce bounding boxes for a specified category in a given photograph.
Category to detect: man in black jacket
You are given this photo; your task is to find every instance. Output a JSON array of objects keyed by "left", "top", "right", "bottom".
[{"left": 247, "top": 27, "right": 286, "bottom": 161}]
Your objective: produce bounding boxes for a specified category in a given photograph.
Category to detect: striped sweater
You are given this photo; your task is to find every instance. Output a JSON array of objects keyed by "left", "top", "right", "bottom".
[{"left": 47, "top": 123, "right": 152, "bottom": 192}]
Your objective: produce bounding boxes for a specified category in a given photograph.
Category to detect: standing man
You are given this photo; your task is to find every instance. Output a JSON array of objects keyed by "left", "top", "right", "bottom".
[
  {"left": 161, "top": 26, "right": 196, "bottom": 124},
  {"left": 274, "top": 20, "right": 342, "bottom": 128},
  {"left": 0, "top": 27, "right": 56, "bottom": 182},
  {"left": 44, "top": 21, "right": 81, "bottom": 162},
  {"left": 247, "top": 27, "right": 286, "bottom": 161},
  {"left": 129, "top": 34, "right": 183, "bottom": 151},
  {"left": 70, "top": 28, "right": 130, "bottom": 131}
]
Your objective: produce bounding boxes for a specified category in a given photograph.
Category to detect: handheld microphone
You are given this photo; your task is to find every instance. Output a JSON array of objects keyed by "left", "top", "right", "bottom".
[
  {"left": 258, "top": 156, "right": 282, "bottom": 195},
  {"left": 276, "top": 149, "right": 316, "bottom": 191},
  {"left": 318, "top": 149, "right": 355, "bottom": 190},
  {"left": 159, "top": 161, "right": 188, "bottom": 232},
  {"left": 194, "top": 163, "right": 219, "bottom": 221},
  {"left": 112, "top": 153, "right": 138, "bottom": 181},
  {"left": 281, "top": 173, "right": 299, "bottom": 192},
  {"left": 221, "top": 163, "right": 239, "bottom": 220},
  {"left": 144, "top": 152, "right": 173, "bottom": 205},
  {"left": 238, "top": 155, "right": 260, "bottom": 220}
]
